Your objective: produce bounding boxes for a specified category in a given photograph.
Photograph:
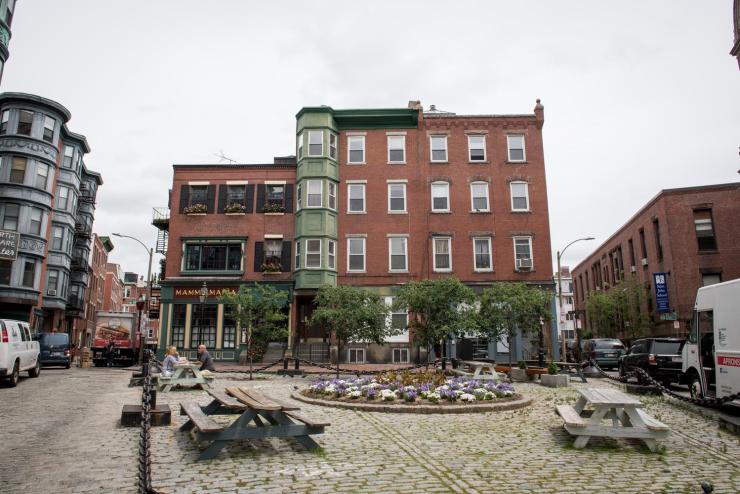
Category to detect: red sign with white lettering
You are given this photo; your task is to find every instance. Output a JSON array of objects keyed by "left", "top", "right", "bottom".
[{"left": 717, "top": 355, "right": 740, "bottom": 367}]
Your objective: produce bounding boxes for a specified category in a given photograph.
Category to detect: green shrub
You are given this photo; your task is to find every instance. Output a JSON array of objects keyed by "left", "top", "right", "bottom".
[
  {"left": 517, "top": 360, "right": 527, "bottom": 369},
  {"left": 548, "top": 361, "right": 558, "bottom": 375}
]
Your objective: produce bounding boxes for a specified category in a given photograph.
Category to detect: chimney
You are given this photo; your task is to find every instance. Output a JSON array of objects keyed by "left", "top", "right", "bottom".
[{"left": 534, "top": 98, "right": 544, "bottom": 129}]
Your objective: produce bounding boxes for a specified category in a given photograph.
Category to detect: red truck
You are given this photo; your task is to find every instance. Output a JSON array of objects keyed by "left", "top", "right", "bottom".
[{"left": 91, "top": 312, "right": 140, "bottom": 367}]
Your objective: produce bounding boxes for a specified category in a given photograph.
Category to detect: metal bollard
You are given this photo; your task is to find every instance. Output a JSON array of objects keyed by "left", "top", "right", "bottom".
[
  {"left": 441, "top": 359, "right": 447, "bottom": 371},
  {"left": 294, "top": 358, "right": 300, "bottom": 371},
  {"left": 283, "top": 358, "right": 289, "bottom": 371}
]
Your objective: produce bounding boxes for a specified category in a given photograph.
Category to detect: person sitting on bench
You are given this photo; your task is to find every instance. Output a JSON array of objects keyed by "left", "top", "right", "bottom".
[
  {"left": 162, "top": 346, "right": 179, "bottom": 377},
  {"left": 197, "top": 344, "right": 216, "bottom": 375}
]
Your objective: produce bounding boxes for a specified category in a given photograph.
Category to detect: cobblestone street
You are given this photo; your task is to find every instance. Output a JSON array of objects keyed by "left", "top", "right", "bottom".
[{"left": 2, "top": 367, "right": 739, "bottom": 494}]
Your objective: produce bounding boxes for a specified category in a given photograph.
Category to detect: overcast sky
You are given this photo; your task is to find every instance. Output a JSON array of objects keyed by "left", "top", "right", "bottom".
[{"left": 2, "top": 1, "right": 738, "bottom": 278}]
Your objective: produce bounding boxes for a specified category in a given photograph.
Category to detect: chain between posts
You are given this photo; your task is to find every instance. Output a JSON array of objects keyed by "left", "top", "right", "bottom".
[
  {"left": 137, "top": 350, "right": 161, "bottom": 494},
  {"left": 587, "top": 359, "right": 740, "bottom": 407},
  {"left": 213, "top": 357, "right": 444, "bottom": 376}
]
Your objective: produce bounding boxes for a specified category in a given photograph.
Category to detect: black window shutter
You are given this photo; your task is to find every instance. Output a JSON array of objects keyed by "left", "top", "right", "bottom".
[
  {"left": 218, "top": 184, "right": 227, "bottom": 213},
  {"left": 245, "top": 185, "right": 255, "bottom": 213},
  {"left": 284, "top": 184, "right": 294, "bottom": 213},
  {"left": 179, "top": 185, "right": 189, "bottom": 213},
  {"left": 254, "top": 242, "right": 264, "bottom": 272},
  {"left": 281, "top": 241, "right": 292, "bottom": 272},
  {"left": 206, "top": 185, "right": 216, "bottom": 213},
  {"left": 256, "top": 184, "right": 266, "bottom": 213}
]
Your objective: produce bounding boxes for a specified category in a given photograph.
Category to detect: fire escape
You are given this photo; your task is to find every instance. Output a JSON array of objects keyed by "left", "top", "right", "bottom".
[{"left": 152, "top": 207, "right": 169, "bottom": 280}]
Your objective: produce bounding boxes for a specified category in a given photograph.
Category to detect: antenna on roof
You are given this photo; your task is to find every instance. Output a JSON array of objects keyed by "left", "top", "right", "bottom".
[{"left": 215, "top": 150, "right": 238, "bottom": 165}]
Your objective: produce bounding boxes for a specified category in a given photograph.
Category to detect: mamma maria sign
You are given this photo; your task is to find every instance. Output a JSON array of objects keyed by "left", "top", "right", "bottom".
[{"left": 173, "top": 286, "right": 239, "bottom": 299}]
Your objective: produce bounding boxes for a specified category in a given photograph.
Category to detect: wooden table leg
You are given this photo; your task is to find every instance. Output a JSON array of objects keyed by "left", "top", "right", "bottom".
[
  {"left": 574, "top": 396, "right": 588, "bottom": 414},
  {"left": 198, "top": 410, "right": 257, "bottom": 461},
  {"left": 573, "top": 406, "right": 610, "bottom": 449},
  {"left": 264, "top": 410, "right": 320, "bottom": 450}
]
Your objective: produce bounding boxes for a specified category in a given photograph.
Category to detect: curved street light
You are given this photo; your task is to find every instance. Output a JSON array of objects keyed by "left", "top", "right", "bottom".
[{"left": 557, "top": 237, "right": 595, "bottom": 359}]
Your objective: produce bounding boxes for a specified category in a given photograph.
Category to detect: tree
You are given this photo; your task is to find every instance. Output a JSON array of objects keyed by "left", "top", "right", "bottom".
[
  {"left": 310, "top": 285, "right": 392, "bottom": 378},
  {"left": 584, "top": 276, "right": 653, "bottom": 341},
  {"left": 478, "top": 282, "right": 552, "bottom": 368},
  {"left": 219, "top": 284, "right": 289, "bottom": 380},
  {"left": 392, "top": 277, "right": 477, "bottom": 367},
  {"left": 585, "top": 291, "right": 616, "bottom": 337}
]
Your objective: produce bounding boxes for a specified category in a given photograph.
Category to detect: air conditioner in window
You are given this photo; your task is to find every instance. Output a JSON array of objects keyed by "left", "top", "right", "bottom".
[
  {"left": 47, "top": 289, "right": 57, "bottom": 296},
  {"left": 516, "top": 258, "right": 533, "bottom": 270},
  {"left": 641, "top": 258, "right": 648, "bottom": 266},
  {"left": 630, "top": 265, "right": 637, "bottom": 273}
]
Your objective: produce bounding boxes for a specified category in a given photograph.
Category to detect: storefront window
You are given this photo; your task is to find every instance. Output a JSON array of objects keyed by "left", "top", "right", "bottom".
[
  {"left": 171, "top": 304, "right": 186, "bottom": 348},
  {"left": 223, "top": 315, "right": 236, "bottom": 349},
  {"left": 190, "top": 305, "right": 217, "bottom": 348}
]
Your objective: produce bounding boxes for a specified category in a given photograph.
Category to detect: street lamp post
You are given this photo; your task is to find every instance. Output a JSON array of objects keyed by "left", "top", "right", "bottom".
[
  {"left": 136, "top": 294, "right": 146, "bottom": 364},
  {"left": 557, "top": 237, "right": 595, "bottom": 361},
  {"left": 198, "top": 282, "right": 208, "bottom": 352}
]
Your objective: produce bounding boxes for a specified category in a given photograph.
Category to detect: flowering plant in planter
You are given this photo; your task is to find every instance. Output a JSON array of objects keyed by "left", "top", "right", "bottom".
[
  {"left": 184, "top": 203, "right": 207, "bottom": 214},
  {"left": 260, "top": 262, "right": 282, "bottom": 273},
  {"left": 224, "top": 202, "right": 246, "bottom": 214},
  {"left": 263, "top": 203, "right": 286, "bottom": 213}
]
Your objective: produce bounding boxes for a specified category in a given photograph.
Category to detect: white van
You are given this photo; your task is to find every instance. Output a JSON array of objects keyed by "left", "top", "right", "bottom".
[
  {"left": 682, "top": 278, "right": 740, "bottom": 403},
  {"left": 0, "top": 319, "right": 41, "bottom": 386}
]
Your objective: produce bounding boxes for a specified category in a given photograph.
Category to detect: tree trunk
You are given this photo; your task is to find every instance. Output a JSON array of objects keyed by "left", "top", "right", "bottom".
[{"left": 335, "top": 339, "right": 341, "bottom": 379}]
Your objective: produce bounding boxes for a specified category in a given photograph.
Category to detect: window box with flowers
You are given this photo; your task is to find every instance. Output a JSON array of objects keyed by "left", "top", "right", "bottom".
[
  {"left": 260, "top": 262, "right": 282, "bottom": 274},
  {"left": 263, "top": 203, "right": 286, "bottom": 214},
  {"left": 224, "top": 202, "right": 246, "bottom": 215},
  {"left": 184, "top": 203, "right": 207, "bottom": 215}
]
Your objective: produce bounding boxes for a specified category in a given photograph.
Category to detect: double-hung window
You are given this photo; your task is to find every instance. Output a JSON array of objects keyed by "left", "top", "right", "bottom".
[
  {"left": 329, "top": 133, "right": 337, "bottom": 160},
  {"left": 3, "top": 204, "right": 19, "bottom": 230},
  {"left": 328, "top": 182, "right": 337, "bottom": 210},
  {"left": 433, "top": 237, "right": 452, "bottom": 272},
  {"left": 62, "top": 146, "right": 74, "bottom": 168},
  {"left": 295, "top": 242, "right": 301, "bottom": 270},
  {"left": 430, "top": 135, "right": 448, "bottom": 162},
  {"left": 308, "top": 130, "right": 323, "bottom": 156},
  {"left": 35, "top": 163, "right": 49, "bottom": 190},
  {"left": 296, "top": 133, "right": 303, "bottom": 158},
  {"left": 347, "top": 183, "right": 365, "bottom": 213},
  {"left": 510, "top": 182, "right": 529, "bottom": 211},
  {"left": 388, "top": 182, "right": 406, "bottom": 213},
  {"left": 693, "top": 209, "right": 717, "bottom": 251},
  {"left": 470, "top": 182, "right": 489, "bottom": 211},
  {"left": 348, "top": 136, "right": 365, "bottom": 164},
  {"left": 226, "top": 185, "right": 246, "bottom": 207},
  {"left": 56, "top": 186, "right": 70, "bottom": 210},
  {"left": 328, "top": 240, "right": 336, "bottom": 270},
  {"left": 17, "top": 110, "right": 33, "bottom": 136},
  {"left": 305, "top": 239, "right": 321, "bottom": 268},
  {"left": 184, "top": 241, "right": 243, "bottom": 272},
  {"left": 266, "top": 184, "right": 285, "bottom": 207},
  {"left": 296, "top": 183, "right": 302, "bottom": 210},
  {"left": 468, "top": 135, "right": 486, "bottom": 162},
  {"left": 306, "top": 180, "right": 322, "bottom": 207},
  {"left": 347, "top": 237, "right": 365, "bottom": 272},
  {"left": 9, "top": 156, "right": 26, "bottom": 184},
  {"left": 389, "top": 236, "right": 408, "bottom": 272},
  {"left": 507, "top": 135, "right": 526, "bottom": 161},
  {"left": 473, "top": 237, "right": 492, "bottom": 271},
  {"left": 0, "top": 110, "right": 9, "bottom": 134},
  {"left": 52, "top": 226, "right": 64, "bottom": 250},
  {"left": 22, "top": 259, "right": 35, "bottom": 288},
  {"left": 388, "top": 135, "right": 405, "bottom": 163},
  {"left": 189, "top": 185, "right": 208, "bottom": 207},
  {"left": 47, "top": 269, "right": 59, "bottom": 295},
  {"left": 514, "top": 237, "right": 533, "bottom": 270},
  {"left": 29, "top": 208, "right": 42, "bottom": 235},
  {"left": 42, "top": 115, "right": 55, "bottom": 143},
  {"left": 431, "top": 182, "right": 450, "bottom": 212},
  {"left": 264, "top": 239, "right": 283, "bottom": 268}
]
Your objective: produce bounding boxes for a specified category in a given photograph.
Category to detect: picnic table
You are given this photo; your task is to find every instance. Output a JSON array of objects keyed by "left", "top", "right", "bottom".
[
  {"left": 449, "top": 360, "right": 503, "bottom": 381},
  {"left": 556, "top": 387, "right": 670, "bottom": 452},
  {"left": 179, "top": 387, "right": 329, "bottom": 461},
  {"left": 157, "top": 363, "right": 214, "bottom": 392},
  {"left": 552, "top": 361, "right": 588, "bottom": 383}
]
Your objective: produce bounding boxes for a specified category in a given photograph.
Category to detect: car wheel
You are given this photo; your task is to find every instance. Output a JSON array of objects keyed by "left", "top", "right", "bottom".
[
  {"left": 28, "top": 359, "right": 41, "bottom": 378},
  {"left": 8, "top": 361, "right": 20, "bottom": 387},
  {"left": 688, "top": 374, "right": 703, "bottom": 399},
  {"left": 65, "top": 362, "right": 71, "bottom": 369},
  {"left": 618, "top": 364, "right": 626, "bottom": 378}
]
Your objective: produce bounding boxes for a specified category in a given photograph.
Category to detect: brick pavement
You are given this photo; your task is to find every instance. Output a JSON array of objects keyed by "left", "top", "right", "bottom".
[{"left": 1, "top": 367, "right": 738, "bottom": 493}]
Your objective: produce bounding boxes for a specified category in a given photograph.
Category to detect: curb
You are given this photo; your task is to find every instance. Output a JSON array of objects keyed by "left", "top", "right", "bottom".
[{"left": 291, "top": 391, "right": 532, "bottom": 414}]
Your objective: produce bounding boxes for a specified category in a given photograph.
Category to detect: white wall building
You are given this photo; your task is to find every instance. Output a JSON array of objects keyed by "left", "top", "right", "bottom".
[{"left": 554, "top": 266, "right": 577, "bottom": 342}]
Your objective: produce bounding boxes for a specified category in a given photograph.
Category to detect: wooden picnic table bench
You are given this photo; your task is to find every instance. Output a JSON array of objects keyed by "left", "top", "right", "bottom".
[
  {"left": 451, "top": 360, "right": 503, "bottom": 381},
  {"left": 556, "top": 387, "right": 669, "bottom": 452},
  {"left": 551, "top": 361, "right": 588, "bottom": 383},
  {"left": 157, "top": 363, "right": 214, "bottom": 392},
  {"left": 180, "top": 387, "right": 329, "bottom": 460}
]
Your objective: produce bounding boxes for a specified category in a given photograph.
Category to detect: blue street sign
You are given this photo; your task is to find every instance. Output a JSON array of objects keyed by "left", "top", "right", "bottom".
[{"left": 653, "top": 272, "right": 670, "bottom": 313}]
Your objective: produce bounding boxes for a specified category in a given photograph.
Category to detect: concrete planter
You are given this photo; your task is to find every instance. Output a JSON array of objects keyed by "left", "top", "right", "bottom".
[
  {"left": 510, "top": 368, "right": 528, "bottom": 382},
  {"left": 541, "top": 374, "right": 569, "bottom": 388}
]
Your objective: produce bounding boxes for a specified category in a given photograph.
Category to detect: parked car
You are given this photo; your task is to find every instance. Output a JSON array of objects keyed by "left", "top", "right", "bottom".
[
  {"left": 0, "top": 319, "right": 41, "bottom": 386},
  {"left": 35, "top": 332, "right": 71, "bottom": 368},
  {"left": 582, "top": 338, "right": 626, "bottom": 369},
  {"left": 619, "top": 338, "right": 685, "bottom": 386}
]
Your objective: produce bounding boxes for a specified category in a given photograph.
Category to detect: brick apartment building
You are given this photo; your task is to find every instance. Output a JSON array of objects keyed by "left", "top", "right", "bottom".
[
  {"left": 154, "top": 100, "right": 553, "bottom": 363},
  {"left": 72, "top": 234, "right": 113, "bottom": 347},
  {"left": 572, "top": 183, "right": 740, "bottom": 339},
  {"left": 103, "top": 262, "right": 123, "bottom": 312}
]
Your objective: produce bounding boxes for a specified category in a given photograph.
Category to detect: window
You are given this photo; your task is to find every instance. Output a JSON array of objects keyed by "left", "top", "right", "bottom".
[
  {"left": 348, "top": 135, "right": 365, "bottom": 163},
  {"left": 189, "top": 185, "right": 207, "bottom": 206},
  {"left": 470, "top": 182, "right": 489, "bottom": 211},
  {"left": 328, "top": 240, "right": 336, "bottom": 270},
  {"left": 264, "top": 239, "right": 283, "bottom": 268},
  {"left": 388, "top": 183, "right": 406, "bottom": 213},
  {"left": 628, "top": 238, "right": 636, "bottom": 267},
  {"left": 347, "top": 237, "right": 365, "bottom": 272},
  {"left": 305, "top": 239, "right": 321, "bottom": 268},
  {"left": 507, "top": 135, "right": 526, "bottom": 161},
  {"left": 266, "top": 184, "right": 284, "bottom": 206},
  {"left": 9, "top": 156, "right": 26, "bottom": 184},
  {"left": 473, "top": 237, "right": 492, "bottom": 271},
  {"left": 29, "top": 208, "right": 42, "bottom": 235},
  {"left": 308, "top": 130, "right": 322, "bottom": 156},
  {"left": 514, "top": 237, "right": 533, "bottom": 269},
  {"left": 184, "top": 242, "right": 243, "bottom": 271},
  {"left": 226, "top": 185, "right": 246, "bottom": 206},
  {"left": 0, "top": 110, "right": 8, "bottom": 134},
  {"left": 296, "top": 133, "right": 303, "bottom": 159},
  {"left": 388, "top": 135, "right": 405, "bottom": 163},
  {"left": 47, "top": 269, "right": 59, "bottom": 295},
  {"left": 62, "top": 146, "right": 74, "bottom": 168},
  {"left": 295, "top": 241, "right": 301, "bottom": 271},
  {"left": 392, "top": 348, "right": 409, "bottom": 364},
  {"left": 169, "top": 305, "right": 186, "bottom": 347},
  {"left": 653, "top": 218, "right": 663, "bottom": 260},
  {"left": 693, "top": 209, "right": 717, "bottom": 251},
  {"left": 190, "top": 305, "right": 217, "bottom": 349},
  {"left": 17, "top": 110, "right": 33, "bottom": 135},
  {"left": 348, "top": 348, "right": 365, "bottom": 364},
  {"left": 3, "top": 204, "right": 18, "bottom": 230},
  {"left": 431, "top": 182, "right": 449, "bottom": 212},
  {"left": 702, "top": 273, "right": 721, "bottom": 286},
  {"left": 296, "top": 183, "right": 302, "bottom": 210},
  {"left": 42, "top": 116, "right": 55, "bottom": 143},
  {"left": 468, "top": 135, "right": 486, "bottom": 161},
  {"left": 222, "top": 315, "right": 236, "bottom": 349},
  {"left": 347, "top": 183, "right": 365, "bottom": 213},
  {"left": 22, "top": 259, "right": 35, "bottom": 288},
  {"left": 639, "top": 228, "right": 647, "bottom": 263},
  {"left": 328, "top": 182, "right": 336, "bottom": 210},
  {"left": 35, "top": 163, "right": 49, "bottom": 190},
  {"left": 329, "top": 133, "right": 337, "bottom": 160},
  {"left": 510, "top": 182, "right": 529, "bottom": 211},
  {"left": 433, "top": 237, "right": 452, "bottom": 272},
  {"left": 306, "top": 180, "right": 322, "bottom": 207},
  {"left": 389, "top": 237, "right": 408, "bottom": 271},
  {"left": 430, "top": 135, "right": 448, "bottom": 162},
  {"left": 56, "top": 185, "right": 70, "bottom": 210},
  {"left": 0, "top": 260, "right": 11, "bottom": 285}
]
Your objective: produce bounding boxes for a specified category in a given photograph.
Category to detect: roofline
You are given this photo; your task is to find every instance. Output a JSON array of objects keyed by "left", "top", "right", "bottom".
[
  {"left": 572, "top": 182, "right": 740, "bottom": 272},
  {"left": 62, "top": 128, "right": 91, "bottom": 153},
  {"left": 0, "top": 92, "right": 72, "bottom": 121},
  {"left": 98, "top": 236, "right": 115, "bottom": 252},
  {"left": 296, "top": 106, "right": 419, "bottom": 129},
  {"left": 82, "top": 164, "right": 103, "bottom": 185},
  {"left": 172, "top": 163, "right": 296, "bottom": 170},
  {"left": 423, "top": 113, "right": 537, "bottom": 119}
]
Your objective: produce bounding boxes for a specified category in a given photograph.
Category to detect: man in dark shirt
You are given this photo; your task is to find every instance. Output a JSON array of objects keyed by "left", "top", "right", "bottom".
[{"left": 197, "top": 344, "right": 216, "bottom": 372}]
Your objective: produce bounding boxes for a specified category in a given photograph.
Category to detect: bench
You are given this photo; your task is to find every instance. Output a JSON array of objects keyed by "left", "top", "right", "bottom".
[
  {"left": 556, "top": 404, "right": 587, "bottom": 427},
  {"left": 180, "top": 402, "right": 224, "bottom": 433},
  {"left": 635, "top": 409, "right": 669, "bottom": 431}
]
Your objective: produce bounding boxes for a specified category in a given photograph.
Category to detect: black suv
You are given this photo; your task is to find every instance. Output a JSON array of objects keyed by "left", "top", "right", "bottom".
[{"left": 619, "top": 338, "right": 684, "bottom": 386}]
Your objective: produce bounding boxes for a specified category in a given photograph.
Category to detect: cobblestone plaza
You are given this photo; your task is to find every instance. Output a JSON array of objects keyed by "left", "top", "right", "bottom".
[{"left": 2, "top": 368, "right": 738, "bottom": 494}]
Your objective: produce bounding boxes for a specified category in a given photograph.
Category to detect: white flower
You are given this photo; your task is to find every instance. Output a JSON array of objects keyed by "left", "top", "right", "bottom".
[
  {"left": 460, "top": 393, "right": 476, "bottom": 402},
  {"left": 324, "top": 384, "right": 336, "bottom": 394},
  {"left": 380, "top": 389, "right": 396, "bottom": 401},
  {"left": 404, "top": 386, "right": 416, "bottom": 392},
  {"left": 427, "top": 392, "right": 441, "bottom": 402},
  {"left": 454, "top": 389, "right": 464, "bottom": 395},
  {"left": 439, "top": 385, "right": 449, "bottom": 391},
  {"left": 348, "top": 390, "right": 361, "bottom": 398},
  {"left": 484, "top": 392, "right": 495, "bottom": 400}
]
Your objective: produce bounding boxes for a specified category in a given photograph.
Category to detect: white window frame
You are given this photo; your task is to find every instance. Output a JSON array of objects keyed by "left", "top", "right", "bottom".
[
  {"left": 328, "top": 182, "right": 337, "bottom": 210},
  {"left": 306, "top": 179, "right": 322, "bottom": 208},
  {"left": 42, "top": 115, "right": 55, "bottom": 142},
  {"left": 388, "top": 236, "right": 408, "bottom": 272},
  {"left": 387, "top": 182, "right": 407, "bottom": 213},
  {"left": 348, "top": 347, "right": 366, "bottom": 364},
  {"left": 296, "top": 133, "right": 303, "bottom": 159},
  {"left": 430, "top": 135, "right": 448, "bottom": 162},
  {"left": 347, "top": 135, "right": 365, "bottom": 164},
  {"left": 392, "top": 347, "right": 410, "bottom": 364},
  {"left": 510, "top": 181, "right": 530, "bottom": 212},
  {"left": 384, "top": 296, "right": 410, "bottom": 343},
  {"left": 470, "top": 182, "right": 490, "bottom": 212},
  {"left": 305, "top": 239, "right": 322, "bottom": 269},
  {"left": 507, "top": 134, "right": 526, "bottom": 162},
  {"left": 387, "top": 135, "right": 405, "bottom": 164},
  {"left": 295, "top": 241, "right": 301, "bottom": 270},
  {"left": 431, "top": 182, "right": 450, "bottom": 213},
  {"left": 432, "top": 237, "right": 452, "bottom": 272},
  {"left": 513, "top": 236, "right": 533, "bottom": 270},
  {"left": 473, "top": 237, "right": 493, "bottom": 272},
  {"left": 308, "top": 130, "right": 323, "bottom": 156},
  {"left": 347, "top": 237, "right": 366, "bottom": 272},
  {"left": 467, "top": 135, "right": 486, "bottom": 162},
  {"left": 329, "top": 133, "right": 337, "bottom": 160},
  {"left": 62, "top": 145, "right": 74, "bottom": 168},
  {"left": 328, "top": 240, "right": 336, "bottom": 270},
  {"left": 296, "top": 182, "right": 302, "bottom": 210},
  {"left": 347, "top": 183, "right": 366, "bottom": 214}
]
